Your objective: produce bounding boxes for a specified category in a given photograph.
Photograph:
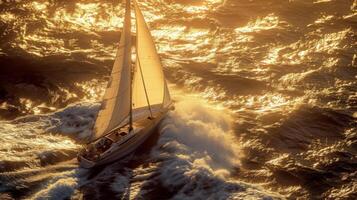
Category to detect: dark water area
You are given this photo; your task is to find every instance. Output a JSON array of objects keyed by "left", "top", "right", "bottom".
[{"left": 0, "top": 0, "right": 356, "bottom": 199}]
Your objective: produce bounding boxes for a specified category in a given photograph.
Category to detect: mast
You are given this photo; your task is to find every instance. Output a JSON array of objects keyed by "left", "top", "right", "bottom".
[{"left": 128, "top": 0, "right": 133, "bottom": 131}]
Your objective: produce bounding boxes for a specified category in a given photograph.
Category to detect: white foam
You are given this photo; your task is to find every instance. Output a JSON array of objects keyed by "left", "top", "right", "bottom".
[
  {"left": 146, "top": 97, "right": 277, "bottom": 199},
  {"left": 157, "top": 98, "right": 240, "bottom": 174}
]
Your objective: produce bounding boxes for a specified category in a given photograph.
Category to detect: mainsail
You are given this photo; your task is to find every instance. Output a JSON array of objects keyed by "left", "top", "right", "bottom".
[
  {"left": 93, "top": 0, "right": 132, "bottom": 140},
  {"left": 132, "top": 0, "right": 171, "bottom": 116}
]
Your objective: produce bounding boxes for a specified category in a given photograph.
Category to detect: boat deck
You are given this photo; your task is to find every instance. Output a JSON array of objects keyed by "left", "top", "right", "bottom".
[
  {"left": 78, "top": 107, "right": 170, "bottom": 166},
  {"left": 105, "top": 112, "right": 161, "bottom": 143}
]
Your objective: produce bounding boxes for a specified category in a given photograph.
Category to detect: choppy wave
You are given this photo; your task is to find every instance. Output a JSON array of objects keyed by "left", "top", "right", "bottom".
[
  {"left": 0, "top": 0, "right": 356, "bottom": 199},
  {"left": 0, "top": 97, "right": 280, "bottom": 199}
]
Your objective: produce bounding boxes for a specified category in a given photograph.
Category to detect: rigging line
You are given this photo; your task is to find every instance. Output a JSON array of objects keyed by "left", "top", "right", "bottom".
[{"left": 136, "top": 56, "right": 154, "bottom": 118}]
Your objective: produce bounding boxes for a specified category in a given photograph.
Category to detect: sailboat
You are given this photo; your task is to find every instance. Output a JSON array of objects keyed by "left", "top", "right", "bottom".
[{"left": 77, "top": 0, "right": 173, "bottom": 168}]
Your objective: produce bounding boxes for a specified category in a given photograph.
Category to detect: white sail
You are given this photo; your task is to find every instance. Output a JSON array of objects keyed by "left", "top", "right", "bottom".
[
  {"left": 93, "top": 0, "right": 132, "bottom": 140},
  {"left": 132, "top": 0, "right": 171, "bottom": 115}
]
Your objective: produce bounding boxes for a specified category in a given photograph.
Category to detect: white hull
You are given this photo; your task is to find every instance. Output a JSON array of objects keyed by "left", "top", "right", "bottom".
[{"left": 78, "top": 109, "right": 167, "bottom": 168}]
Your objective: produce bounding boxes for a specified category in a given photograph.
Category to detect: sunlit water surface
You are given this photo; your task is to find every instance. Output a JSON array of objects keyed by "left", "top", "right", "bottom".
[{"left": 0, "top": 0, "right": 356, "bottom": 199}]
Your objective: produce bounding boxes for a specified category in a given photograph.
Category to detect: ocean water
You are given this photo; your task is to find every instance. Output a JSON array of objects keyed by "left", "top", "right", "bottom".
[{"left": 0, "top": 0, "right": 356, "bottom": 199}]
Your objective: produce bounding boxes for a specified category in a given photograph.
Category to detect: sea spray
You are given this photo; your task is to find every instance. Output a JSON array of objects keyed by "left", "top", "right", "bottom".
[
  {"left": 142, "top": 97, "right": 278, "bottom": 199},
  {"left": 157, "top": 98, "right": 240, "bottom": 173}
]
